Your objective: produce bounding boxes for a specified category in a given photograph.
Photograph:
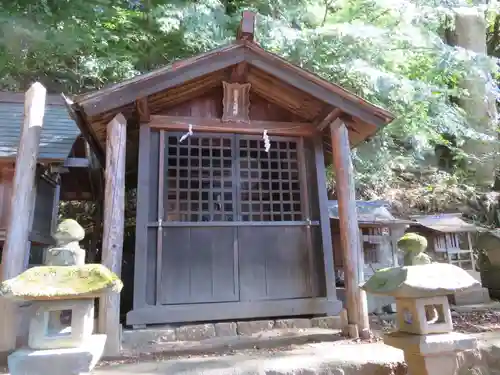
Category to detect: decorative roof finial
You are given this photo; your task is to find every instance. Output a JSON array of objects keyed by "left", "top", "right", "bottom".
[{"left": 237, "top": 10, "right": 255, "bottom": 42}]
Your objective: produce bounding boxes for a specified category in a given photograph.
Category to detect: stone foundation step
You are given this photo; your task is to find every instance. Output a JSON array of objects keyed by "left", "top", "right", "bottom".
[
  {"left": 453, "top": 287, "right": 491, "bottom": 306},
  {"left": 121, "top": 315, "right": 347, "bottom": 357},
  {"left": 98, "top": 341, "right": 407, "bottom": 375}
]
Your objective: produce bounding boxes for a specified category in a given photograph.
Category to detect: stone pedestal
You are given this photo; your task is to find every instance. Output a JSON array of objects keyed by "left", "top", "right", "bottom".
[
  {"left": 384, "top": 332, "right": 477, "bottom": 375},
  {"left": 8, "top": 334, "right": 106, "bottom": 375},
  {"left": 453, "top": 286, "right": 491, "bottom": 306}
]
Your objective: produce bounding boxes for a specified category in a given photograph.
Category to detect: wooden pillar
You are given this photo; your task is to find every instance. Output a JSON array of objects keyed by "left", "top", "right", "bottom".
[
  {"left": 330, "top": 120, "right": 370, "bottom": 339},
  {"left": 0, "top": 82, "right": 46, "bottom": 353},
  {"left": 98, "top": 113, "right": 127, "bottom": 356},
  {"left": 313, "top": 136, "right": 337, "bottom": 306}
]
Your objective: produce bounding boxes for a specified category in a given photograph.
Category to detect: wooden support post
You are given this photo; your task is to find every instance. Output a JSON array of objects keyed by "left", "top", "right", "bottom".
[
  {"left": 330, "top": 120, "right": 370, "bottom": 339},
  {"left": 99, "top": 113, "right": 127, "bottom": 356},
  {"left": 0, "top": 83, "right": 46, "bottom": 354},
  {"left": 313, "top": 136, "right": 338, "bottom": 305}
]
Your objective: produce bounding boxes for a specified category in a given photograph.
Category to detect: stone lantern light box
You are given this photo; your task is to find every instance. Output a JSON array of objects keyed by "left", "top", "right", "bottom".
[{"left": 362, "top": 263, "right": 479, "bottom": 335}]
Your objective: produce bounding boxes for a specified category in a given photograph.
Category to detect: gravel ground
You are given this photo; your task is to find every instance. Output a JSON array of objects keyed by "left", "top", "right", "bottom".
[{"left": 453, "top": 309, "right": 500, "bottom": 333}]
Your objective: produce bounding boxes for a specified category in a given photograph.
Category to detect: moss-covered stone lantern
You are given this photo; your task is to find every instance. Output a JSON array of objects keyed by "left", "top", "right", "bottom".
[
  {"left": 2, "top": 219, "right": 123, "bottom": 375},
  {"left": 362, "top": 262, "right": 480, "bottom": 375}
]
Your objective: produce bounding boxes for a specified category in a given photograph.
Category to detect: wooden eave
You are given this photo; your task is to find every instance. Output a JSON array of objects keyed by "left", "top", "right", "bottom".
[{"left": 69, "top": 40, "right": 395, "bottom": 162}]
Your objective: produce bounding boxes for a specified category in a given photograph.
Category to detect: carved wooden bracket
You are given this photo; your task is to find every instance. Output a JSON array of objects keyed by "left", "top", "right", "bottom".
[{"left": 222, "top": 81, "right": 251, "bottom": 123}]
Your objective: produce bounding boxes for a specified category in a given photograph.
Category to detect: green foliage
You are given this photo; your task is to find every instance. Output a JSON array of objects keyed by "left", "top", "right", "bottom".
[{"left": 0, "top": 0, "right": 499, "bottom": 217}]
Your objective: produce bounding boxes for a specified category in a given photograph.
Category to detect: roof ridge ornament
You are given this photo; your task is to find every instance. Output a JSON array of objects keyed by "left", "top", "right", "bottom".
[{"left": 237, "top": 10, "right": 255, "bottom": 42}]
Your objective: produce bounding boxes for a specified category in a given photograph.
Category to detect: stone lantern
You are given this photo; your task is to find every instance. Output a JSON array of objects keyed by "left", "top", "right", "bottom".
[
  {"left": 362, "top": 262, "right": 479, "bottom": 375},
  {"left": 0, "top": 219, "right": 123, "bottom": 375}
]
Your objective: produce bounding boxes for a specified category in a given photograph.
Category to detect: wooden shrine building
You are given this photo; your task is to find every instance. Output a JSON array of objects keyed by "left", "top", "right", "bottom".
[
  {"left": 0, "top": 90, "right": 98, "bottom": 355},
  {"left": 0, "top": 92, "right": 95, "bottom": 271},
  {"left": 67, "top": 12, "right": 394, "bottom": 354}
]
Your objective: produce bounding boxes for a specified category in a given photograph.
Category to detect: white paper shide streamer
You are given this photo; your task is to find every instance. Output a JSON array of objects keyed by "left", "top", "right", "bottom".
[
  {"left": 263, "top": 130, "right": 271, "bottom": 153},
  {"left": 179, "top": 124, "right": 193, "bottom": 143}
]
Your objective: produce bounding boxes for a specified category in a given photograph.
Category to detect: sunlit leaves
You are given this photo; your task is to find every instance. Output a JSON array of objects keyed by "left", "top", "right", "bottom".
[{"left": 0, "top": 0, "right": 498, "bottom": 198}]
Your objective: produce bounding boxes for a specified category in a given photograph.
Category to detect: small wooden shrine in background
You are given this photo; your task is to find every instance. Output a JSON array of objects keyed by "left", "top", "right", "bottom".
[
  {"left": 0, "top": 92, "right": 96, "bottom": 273},
  {"left": 409, "top": 213, "right": 490, "bottom": 305},
  {"left": 329, "top": 200, "right": 412, "bottom": 312},
  {"left": 0, "top": 88, "right": 98, "bottom": 358},
  {"left": 410, "top": 214, "right": 478, "bottom": 278}
]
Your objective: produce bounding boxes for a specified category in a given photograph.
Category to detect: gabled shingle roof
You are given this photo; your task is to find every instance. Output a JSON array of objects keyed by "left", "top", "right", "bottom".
[{"left": 0, "top": 94, "right": 80, "bottom": 161}]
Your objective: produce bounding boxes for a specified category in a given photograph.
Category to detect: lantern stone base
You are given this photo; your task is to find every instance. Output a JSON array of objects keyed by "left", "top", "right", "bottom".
[
  {"left": 8, "top": 334, "right": 106, "bottom": 375},
  {"left": 384, "top": 332, "right": 477, "bottom": 375}
]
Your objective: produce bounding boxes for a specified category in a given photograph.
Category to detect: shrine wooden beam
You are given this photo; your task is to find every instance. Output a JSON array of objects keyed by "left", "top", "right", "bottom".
[
  {"left": 149, "top": 116, "right": 317, "bottom": 137},
  {"left": 0, "top": 82, "right": 46, "bottom": 354},
  {"left": 62, "top": 93, "right": 106, "bottom": 166},
  {"left": 330, "top": 118, "right": 370, "bottom": 340},
  {"left": 99, "top": 113, "right": 127, "bottom": 357},
  {"left": 316, "top": 108, "right": 343, "bottom": 131},
  {"left": 135, "top": 97, "right": 151, "bottom": 123}
]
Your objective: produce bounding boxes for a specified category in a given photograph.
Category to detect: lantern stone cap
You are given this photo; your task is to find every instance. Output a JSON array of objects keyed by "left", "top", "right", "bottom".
[
  {"left": 361, "top": 263, "right": 479, "bottom": 298},
  {"left": 0, "top": 264, "right": 123, "bottom": 301}
]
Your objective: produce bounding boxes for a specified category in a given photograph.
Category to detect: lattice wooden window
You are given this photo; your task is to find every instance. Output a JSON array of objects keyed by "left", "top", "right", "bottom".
[
  {"left": 239, "top": 138, "right": 302, "bottom": 222},
  {"left": 165, "top": 134, "right": 235, "bottom": 222}
]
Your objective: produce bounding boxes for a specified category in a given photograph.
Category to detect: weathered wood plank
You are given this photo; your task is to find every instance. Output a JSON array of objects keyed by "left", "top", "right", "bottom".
[
  {"left": 132, "top": 124, "right": 151, "bottom": 310},
  {"left": 99, "top": 113, "right": 127, "bottom": 356},
  {"left": 313, "top": 135, "right": 337, "bottom": 306},
  {"left": 330, "top": 120, "right": 369, "bottom": 339},
  {"left": 0, "top": 82, "right": 46, "bottom": 353},
  {"left": 160, "top": 227, "right": 239, "bottom": 305},
  {"left": 238, "top": 226, "right": 314, "bottom": 301},
  {"left": 126, "top": 297, "right": 342, "bottom": 326},
  {"left": 149, "top": 116, "right": 316, "bottom": 136}
]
